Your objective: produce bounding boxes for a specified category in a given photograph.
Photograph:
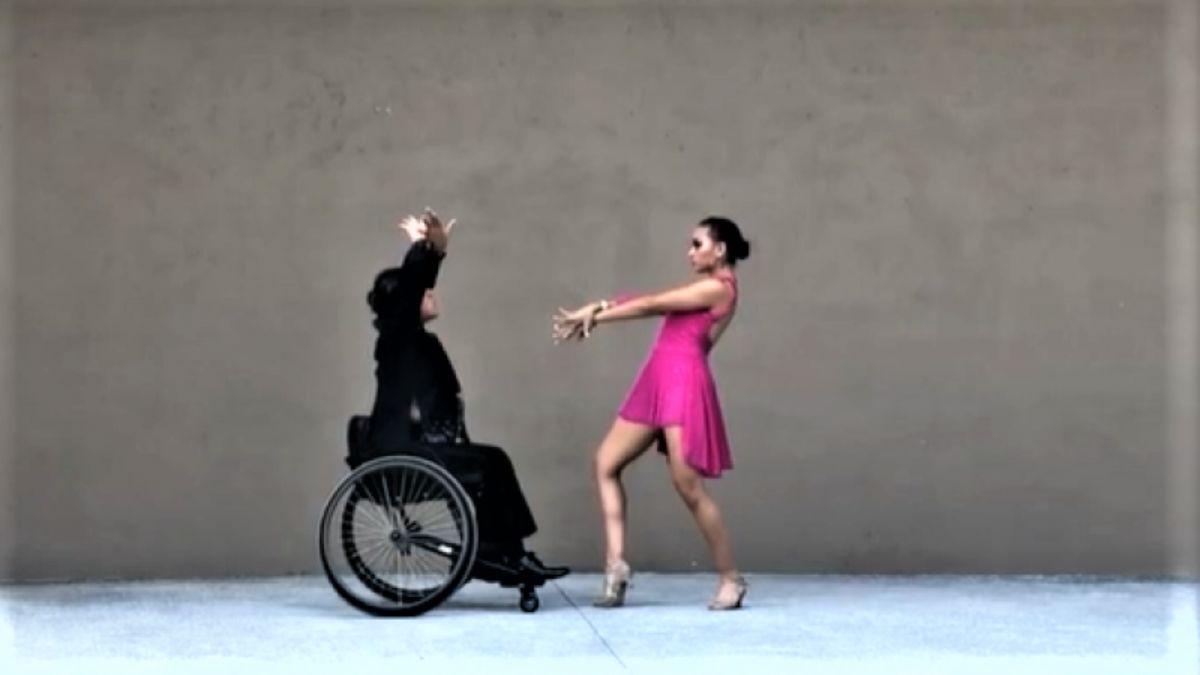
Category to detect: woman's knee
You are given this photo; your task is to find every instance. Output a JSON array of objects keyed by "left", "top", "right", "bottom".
[
  {"left": 594, "top": 448, "right": 624, "bottom": 481},
  {"left": 593, "top": 454, "right": 615, "bottom": 481},
  {"left": 671, "top": 474, "right": 704, "bottom": 507}
]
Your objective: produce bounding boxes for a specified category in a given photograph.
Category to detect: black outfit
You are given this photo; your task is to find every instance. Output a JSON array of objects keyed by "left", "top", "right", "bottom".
[{"left": 358, "top": 241, "right": 537, "bottom": 551}]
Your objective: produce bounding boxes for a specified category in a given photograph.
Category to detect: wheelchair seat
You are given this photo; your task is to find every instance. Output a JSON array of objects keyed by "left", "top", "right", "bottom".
[{"left": 344, "top": 414, "right": 485, "bottom": 488}]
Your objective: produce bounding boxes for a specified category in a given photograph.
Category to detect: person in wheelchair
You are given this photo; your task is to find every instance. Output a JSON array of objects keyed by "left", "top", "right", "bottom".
[{"left": 348, "top": 207, "right": 568, "bottom": 584}]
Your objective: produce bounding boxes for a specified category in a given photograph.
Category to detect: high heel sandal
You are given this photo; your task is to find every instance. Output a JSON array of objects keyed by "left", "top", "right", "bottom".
[
  {"left": 593, "top": 560, "right": 632, "bottom": 608},
  {"left": 707, "top": 574, "right": 748, "bottom": 611}
]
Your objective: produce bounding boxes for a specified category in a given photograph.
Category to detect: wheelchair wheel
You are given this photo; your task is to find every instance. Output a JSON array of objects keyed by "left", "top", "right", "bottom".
[{"left": 319, "top": 455, "right": 478, "bottom": 616}]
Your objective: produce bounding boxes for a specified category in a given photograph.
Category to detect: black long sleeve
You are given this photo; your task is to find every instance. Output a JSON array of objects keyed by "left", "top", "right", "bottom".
[
  {"left": 367, "top": 241, "right": 445, "bottom": 333},
  {"left": 366, "top": 240, "right": 460, "bottom": 449}
]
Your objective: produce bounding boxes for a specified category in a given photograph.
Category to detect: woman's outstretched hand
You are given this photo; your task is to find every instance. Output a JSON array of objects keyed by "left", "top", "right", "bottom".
[{"left": 553, "top": 304, "right": 598, "bottom": 344}]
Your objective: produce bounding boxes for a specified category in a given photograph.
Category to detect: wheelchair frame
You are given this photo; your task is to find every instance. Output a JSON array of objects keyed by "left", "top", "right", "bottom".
[{"left": 318, "top": 429, "right": 545, "bottom": 616}]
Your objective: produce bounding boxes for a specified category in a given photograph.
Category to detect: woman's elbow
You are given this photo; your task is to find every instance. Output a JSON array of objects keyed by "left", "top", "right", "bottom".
[{"left": 634, "top": 298, "right": 666, "bottom": 316}]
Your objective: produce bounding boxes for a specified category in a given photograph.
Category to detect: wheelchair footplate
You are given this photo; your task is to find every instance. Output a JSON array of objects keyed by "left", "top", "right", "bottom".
[{"left": 471, "top": 557, "right": 544, "bottom": 613}]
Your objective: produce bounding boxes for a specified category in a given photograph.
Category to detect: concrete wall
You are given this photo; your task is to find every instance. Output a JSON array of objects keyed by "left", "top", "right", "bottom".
[
  {"left": 0, "top": 0, "right": 14, "bottom": 581},
  {"left": 5, "top": 0, "right": 1180, "bottom": 580}
]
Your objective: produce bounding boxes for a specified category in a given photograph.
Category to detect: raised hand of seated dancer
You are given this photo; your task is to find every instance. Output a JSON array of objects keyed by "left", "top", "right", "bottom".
[
  {"left": 397, "top": 207, "right": 456, "bottom": 249},
  {"left": 398, "top": 213, "right": 428, "bottom": 243},
  {"left": 419, "top": 207, "right": 455, "bottom": 252}
]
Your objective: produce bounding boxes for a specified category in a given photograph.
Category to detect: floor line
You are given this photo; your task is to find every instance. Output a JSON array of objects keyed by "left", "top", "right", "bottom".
[{"left": 551, "top": 579, "right": 627, "bottom": 671}]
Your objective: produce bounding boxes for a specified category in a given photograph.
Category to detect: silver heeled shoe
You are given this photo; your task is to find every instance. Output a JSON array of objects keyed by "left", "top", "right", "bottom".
[
  {"left": 707, "top": 574, "right": 748, "bottom": 610},
  {"left": 593, "top": 560, "right": 632, "bottom": 608}
]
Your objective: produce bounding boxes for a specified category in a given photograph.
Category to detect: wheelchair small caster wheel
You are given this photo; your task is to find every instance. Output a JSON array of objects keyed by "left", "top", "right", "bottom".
[{"left": 519, "top": 591, "right": 540, "bottom": 613}]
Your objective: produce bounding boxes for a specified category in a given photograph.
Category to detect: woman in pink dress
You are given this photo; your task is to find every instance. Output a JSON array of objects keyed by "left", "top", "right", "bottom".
[{"left": 553, "top": 217, "right": 750, "bottom": 610}]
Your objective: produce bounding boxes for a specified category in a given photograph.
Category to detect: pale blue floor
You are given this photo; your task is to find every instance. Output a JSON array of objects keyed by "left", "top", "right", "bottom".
[{"left": 1, "top": 574, "right": 1198, "bottom": 674}]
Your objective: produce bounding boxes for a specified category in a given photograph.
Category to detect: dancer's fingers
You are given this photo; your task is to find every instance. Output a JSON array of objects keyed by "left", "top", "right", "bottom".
[
  {"left": 399, "top": 216, "right": 424, "bottom": 240},
  {"left": 401, "top": 215, "right": 425, "bottom": 235}
]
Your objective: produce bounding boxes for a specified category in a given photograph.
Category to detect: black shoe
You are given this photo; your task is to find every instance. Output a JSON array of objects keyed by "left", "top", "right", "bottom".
[{"left": 519, "top": 552, "right": 570, "bottom": 580}]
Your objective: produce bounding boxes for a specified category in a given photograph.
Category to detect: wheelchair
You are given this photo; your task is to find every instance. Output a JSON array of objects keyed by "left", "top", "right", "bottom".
[{"left": 318, "top": 416, "right": 545, "bottom": 616}]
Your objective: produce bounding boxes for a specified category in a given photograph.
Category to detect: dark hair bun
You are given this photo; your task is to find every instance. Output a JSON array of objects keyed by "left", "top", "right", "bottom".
[
  {"left": 729, "top": 238, "right": 750, "bottom": 262},
  {"left": 700, "top": 216, "right": 750, "bottom": 265}
]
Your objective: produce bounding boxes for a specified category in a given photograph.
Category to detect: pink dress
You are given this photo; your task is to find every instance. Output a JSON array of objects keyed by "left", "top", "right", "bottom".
[{"left": 616, "top": 271, "right": 738, "bottom": 478}]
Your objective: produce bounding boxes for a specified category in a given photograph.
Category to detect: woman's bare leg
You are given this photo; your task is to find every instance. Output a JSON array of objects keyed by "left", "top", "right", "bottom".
[
  {"left": 663, "top": 426, "right": 738, "bottom": 581},
  {"left": 594, "top": 418, "right": 657, "bottom": 566}
]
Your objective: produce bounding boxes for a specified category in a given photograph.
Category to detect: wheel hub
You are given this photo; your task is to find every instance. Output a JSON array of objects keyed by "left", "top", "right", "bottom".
[{"left": 389, "top": 530, "right": 412, "bottom": 553}]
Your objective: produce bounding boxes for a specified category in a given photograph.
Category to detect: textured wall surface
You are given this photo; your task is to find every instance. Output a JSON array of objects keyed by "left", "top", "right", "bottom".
[
  {"left": 5, "top": 0, "right": 1175, "bottom": 580},
  {"left": 1, "top": 0, "right": 15, "bottom": 581}
]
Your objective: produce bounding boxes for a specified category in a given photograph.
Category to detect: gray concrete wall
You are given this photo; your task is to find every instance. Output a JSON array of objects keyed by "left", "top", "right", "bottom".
[
  {"left": 0, "top": 0, "right": 14, "bottom": 581},
  {"left": 5, "top": 0, "right": 1180, "bottom": 580}
]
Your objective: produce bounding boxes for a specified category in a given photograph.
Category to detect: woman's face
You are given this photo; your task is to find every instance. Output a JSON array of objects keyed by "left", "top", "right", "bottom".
[
  {"left": 687, "top": 226, "right": 726, "bottom": 272},
  {"left": 420, "top": 289, "right": 440, "bottom": 323}
]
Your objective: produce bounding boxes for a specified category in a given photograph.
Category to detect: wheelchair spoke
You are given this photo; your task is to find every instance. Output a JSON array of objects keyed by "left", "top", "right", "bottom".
[
  {"left": 398, "top": 463, "right": 415, "bottom": 507},
  {"left": 410, "top": 468, "right": 429, "bottom": 504},
  {"left": 408, "top": 539, "right": 434, "bottom": 580},
  {"left": 354, "top": 535, "right": 389, "bottom": 562},
  {"left": 403, "top": 546, "right": 422, "bottom": 591},
  {"left": 362, "top": 540, "right": 392, "bottom": 580},
  {"left": 404, "top": 551, "right": 423, "bottom": 586},
  {"left": 417, "top": 516, "right": 458, "bottom": 542},
  {"left": 359, "top": 528, "right": 392, "bottom": 560},
  {"left": 400, "top": 535, "right": 410, "bottom": 588},
  {"left": 424, "top": 510, "right": 460, "bottom": 534},
  {"left": 359, "top": 505, "right": 393, "bottom": 536},
  {"left": 354, "top": 482, "right": 393, "bottom": 531},
  {"left": 356, "top": 542, "right": 390, "bottom": 575},
  {"left": 385, "top": 549, "right": 399, "bottom": 589},
  {"left": 415, "top": 471, "right": 437, "bottom": 504},
  {"left": 403, "top": 551, "right": 419, "bottom": 588},
  {"left": 353, "top": 526, "right": 393, "bottom": 544},
  {"left": 413, "top": 547, "right": 443, "bottom": 585},
  {"left": 412, "top": 514, "right": 457, "bottom": 539},
  {"left": 380, "top": 472, "right": 400, "bottom": 530},
  {"left": 343, "top": 491, "right": 375, "bottom": 531}
]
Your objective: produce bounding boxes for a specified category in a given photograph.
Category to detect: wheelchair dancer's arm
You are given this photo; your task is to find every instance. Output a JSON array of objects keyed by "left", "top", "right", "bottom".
[
  {"left": 399, "top": 208, "right": 454, "bottom": 290},
  {"left": 552, "top": 278, "right": 731, "bottom": 342},
  {"left": 369, "top": 210, "right": 455, "bottom": 323}
]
